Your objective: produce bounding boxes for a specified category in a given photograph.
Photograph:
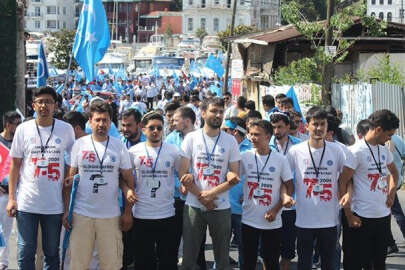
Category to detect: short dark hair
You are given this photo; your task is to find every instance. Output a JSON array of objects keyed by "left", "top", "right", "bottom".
[
  {"left": 191, "top": 95, "right": 200, "bottom": 103},
  {"left": 63, "top": 111, "right": 87, "bottom": 131},
  {"left": 165, "top": 91, "right": 173, "bottom": 99},
  {"left": 326, "top": 113, "right": 339, "bottom": 134},
  {"left": 135, "top": 95, "right": 142, "bottom": 101},
  {"left": 245, "top": 100, "right": 255, "bottom": 111},
  {"left": 249, "top": 119, "right": 273, "bottom": 135},
  {"left": 280, "top": 97, "right": 294, "bottom": 106},
  {"left": 228, "top": 117, "right": 247, "bottom": 137},
  {"left": 175, "top": 106, "right": 196, "bottom": 125},
  {"left": 122, "top": 108, "right": 142, "bottom": 123},
  {"left": 236, "top": 96, "right": 247, "bottom": 108},
  {"left": 270, "top": 112, "right": 290, "bottom": 126},
  {"left": 183, "top": 95, "right": 190, "bottom": 103},
  {"left": 368, "top": 109, "right": 399, "bottom": 131},
  {"left": 306, "top": 106, "right": 328, "bottom": 123},
  {"left": 33, "top": 86, "right": 57, "bottom": 102},
  {"left": 275, "top": 93, "right": 286, "bottom": 100},
  {"left": 89, "top": 100, "right": 113, "bottom": 120},
  {"left": 224, "top": 92, "right": 231, "bottom": 97},
  {"left": 356, "top": 119, "right": 371, "bottom": 136},
  {"left": 290, "top": 111, "right": 302, "bottom": 119},
  {"left": 262, "top": 95, "right": 275, "bottom": 108},
  {"left": 200, "top": 97, "right": 224, "bottom": 111},
  {"left": 3, "top": 111, "right": 21, "bottom": 129},
  {"left": 142, "top": 111, "right": 164, "bottom": 126},
  {"left": 246, "top": 110, "right": 262, "bottom": 121},
  {"left": 165, "top": 102, "right": 181, "bottom": 113}
]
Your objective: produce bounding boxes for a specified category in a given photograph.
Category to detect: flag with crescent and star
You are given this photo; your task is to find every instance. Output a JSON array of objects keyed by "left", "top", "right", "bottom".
[
  {"left": 73, "top": 0, "right": 110, "bottom": 83},
  {"left": 36, "top": 41, "right": 49, "bottom": 88}
]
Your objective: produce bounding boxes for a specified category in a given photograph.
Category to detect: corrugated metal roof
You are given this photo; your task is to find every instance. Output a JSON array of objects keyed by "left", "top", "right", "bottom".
[{"left": 253, "top": 25, "right": 303, "bottom": 43}]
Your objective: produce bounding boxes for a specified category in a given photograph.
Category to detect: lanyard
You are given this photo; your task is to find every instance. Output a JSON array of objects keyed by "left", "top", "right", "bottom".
[
  {"left": 91, "top": 135, "right": 110, "bottom": 175},
  {"left": 201, "top": 130, "right": 221, "bottom": 167},
  {"left": 276, "top": 138, "right": 290, "bottom": 155},
  {"left": 307, "top": 141, "right": 326, "bottom": 179},
  {"left": 365, "top": 140, "right": 382, "bottom": 174},
  {"left": 35, "top": 120, "right": 55, "bottom": 156},
  {"left": 254, "top": 150, "right": 271, "bottom": 183},
  {"left": 145, "top": 142, "right": 163, "bottom": 178}
]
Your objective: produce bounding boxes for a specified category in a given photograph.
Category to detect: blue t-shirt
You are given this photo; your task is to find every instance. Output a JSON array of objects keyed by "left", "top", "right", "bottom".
[
  {"left": 165, "top": 131, "right": 185, "bottom": 200},
  {"left": 391, "top": 134, "right": 405, "bottom": 188}
]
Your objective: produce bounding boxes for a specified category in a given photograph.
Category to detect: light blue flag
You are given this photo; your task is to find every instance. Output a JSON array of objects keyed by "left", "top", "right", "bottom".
[
  {"left": 73, "top": 0, "right": 110, "bottom": 83},
  {"left": 286, "top": 86, "right": 306, "bottom": 123},
  {"left": 56, "top": 84, "right": 65, "bottom": 94},
  {"left": 205, "top": 54, "right": 224, "bottom": 78},
  {"left": 37, "top": 41, "right": 49, "bottom": 87}
]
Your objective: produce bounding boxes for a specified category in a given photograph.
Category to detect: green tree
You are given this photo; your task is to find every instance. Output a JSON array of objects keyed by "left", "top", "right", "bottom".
[
  {"left": 165, "top": 24, "right": 174, "bottom": 38},
  {"left": 195, "top": 28, "right": 208, "bottom": 43},
  {"left": 170, "top": 0, "right": 182, "bottom": 11},
  {"left": 281, "top": 0, "right": 326, "bottom": 22},
  {"left": 273, "top": 57, "right": 321, "bottom": 85},
  {"left": 48, "top": 29, "right": 77, "bottom": 69},
  {"left": 217, "top": 24, "right": 256, "bottom": 49}
]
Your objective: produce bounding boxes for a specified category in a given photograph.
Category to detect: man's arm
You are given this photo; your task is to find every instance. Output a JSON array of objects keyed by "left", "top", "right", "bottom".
[
  {"left": 338, "top": 166, "right": 355, "bottom": 207},
  {"left": 386, "top": 162, "right": 399, "bottom": 208},
  {"left": 178, "top": 156, "right": 202, "bottom": 196},
  {"left": 6, "top": 158, "right": 22, "bottom": 217},
  {"left": 62, "top": 166, "right": 78, "bottom": 230},
  {"left": 119, "top": 168, "right": 137, "bottom": 232}
]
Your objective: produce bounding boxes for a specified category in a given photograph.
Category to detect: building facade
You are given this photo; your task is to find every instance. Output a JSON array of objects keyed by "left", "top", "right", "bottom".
[
  {"left": 182, "top": 0, "right": 280, "bottom": 35},
  {"left": 25, "top": 0, "right": 80, "bottom": 32},
  {"left": 367, "top": 0, "right": 405, "bottom": 23}
]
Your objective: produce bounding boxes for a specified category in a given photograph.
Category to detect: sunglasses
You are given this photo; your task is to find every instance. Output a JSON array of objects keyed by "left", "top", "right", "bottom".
[{"left": 146, "top": 125, "right": 163, "bottom": 131}]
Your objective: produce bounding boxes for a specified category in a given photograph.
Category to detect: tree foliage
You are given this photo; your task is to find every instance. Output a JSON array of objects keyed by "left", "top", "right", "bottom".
[
  {"left": 273, "top": 57, "right": 321, "bottom": 85},
  {"left": 48, "top": 29, "right": 77, "bottom": 69},
  {"left": 165, "top": 24, "right": 174, "bottom": 38},
  {"left": 281, "top": 0, "right": 326, "bottom": 22},
  {"left": 217, "top": 24, "right": 256, "bottom": 49},
  {"left": 195, "top": 28, "right": 208, "bottom": 43}
]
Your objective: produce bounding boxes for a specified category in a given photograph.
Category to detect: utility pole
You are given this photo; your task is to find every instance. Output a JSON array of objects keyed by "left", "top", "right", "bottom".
[
  {"left": 321, "top": 0, "right": 335, "bottom": 105},
  {"left": 223, "top": 0, "right": 237, "bottom": 94}
]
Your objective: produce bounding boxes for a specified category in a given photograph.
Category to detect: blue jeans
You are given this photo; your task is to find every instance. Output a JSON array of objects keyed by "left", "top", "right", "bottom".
[
  {"left": 16, "top": 211, "right": 62, "bottom": 270},
  {"left": 231, "top": 214, "right": 243, "bottom": 269},
  {"left": 392, "top": 192, "right": 405, "bottom": 239}
]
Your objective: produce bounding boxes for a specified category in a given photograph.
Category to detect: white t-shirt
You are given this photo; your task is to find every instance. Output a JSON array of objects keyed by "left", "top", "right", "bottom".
[
  {"left": 287, "top": 141, "right": 347, "bottom": 228},
  {"left": 349, "top": 139, "right": 393, "bottom": 218},
  {"left": 146, "top": 86, "right": 156, "bottom": 98},
  {"left": 130, "top": 142, "right": 182, "bottom": 219},
  {"left": 10, "top": 119, "right": 75, "bottom": 214},
  {"left": 240, "top": 150, "right": 293, "bottom": 229},
  {"left": 180, "top": 129, "right": 241, "bottom": 210},
  {"left": 70, "top": 135, "right": 132, "bottom": 218}
]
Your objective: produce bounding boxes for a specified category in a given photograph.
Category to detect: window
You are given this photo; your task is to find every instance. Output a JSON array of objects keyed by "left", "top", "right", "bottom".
[
  {"left": 201, "top": 0, "right": 206, "bottom": 8},
  {"left": 379, "top": 12, "right": 384, "bottom": 20},
  {"left": 187, "top": 18, "right": 193, "bottom": 32},
  {"left": 371, "top": 0, "right": 376, "bottom": 4},
  {"left": 34, "top": 7, "right": 41, "bottom": 16},
  {"left": 371, "top": 12, "right": 376, "bottom": 17},
  {"left": 213, "top": 18, "right": 219, "bottom": 32},
  {"left": 227, "top": 0, "right": 231, "bottom": 8},
  {"left": 200, "top": 18, "right": 206, "bottom": 30},
  {"left": 35, "top": 21, "right": 40, "bottom": 29},
  {"left": 188, "top": 0, "right": 193, "bottom": 5},
  {"left": 388, "top": 0, "right": 392, "bottom": 3},
  {"left": 46, "top": 6, "right": 56, "bottom": 14},
  {"left": 215, "top": 0, "right": 219, "bottom": 4},
  {"left": 379, "top": 0, "right": 383, "bottom": 4},
  {"left": 240, "top": 0, "right": 244, "bottom": 5},
  {"left": 63, "top": 21, "right": 66, "bottom": 28},
  {"left": 387, "top": 12, "right": 392, "bottom": 21},
  {"left": 32, "top": 0, "right": 40, "bottom": 2},
  {"left": 63, "top": 7, "right": 66, "bottom": 15},
  {"left": 57, "top": 6, "right": 60, "bottom": 14},
  {"left": 47, "top": 20, "right": 57, "bottom": 28},
  {"left": 75, "top": 6, "right": 81, "bottom": 17},
  {"left": 260, "top": 15, "right": 269, "bottom": 29}
]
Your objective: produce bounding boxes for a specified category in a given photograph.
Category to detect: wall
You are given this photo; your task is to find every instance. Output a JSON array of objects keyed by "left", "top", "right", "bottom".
[
  {"left": 356, "top": 52, "right": 405, "bottom": 78},
  {"left": 159, "top": 15, "right": 182, "bottom": 34}
]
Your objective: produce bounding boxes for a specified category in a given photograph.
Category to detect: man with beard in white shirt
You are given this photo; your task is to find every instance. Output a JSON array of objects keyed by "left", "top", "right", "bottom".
[
  {"left": 64, "top": 100, "right": 136, "bottom": 270},
  {"left": 240, "top": 119, "right": 294, "bottom": 270},
  {"left": 179, "top": 97, "right": 241, "bottom": 270},
  {"left": 287, "top": 106, "right": 354, "bottom": 270},
  {"left": 130, "top": 112, "right": 182, "bottom": 269},
  {"left": 342, "top": 110, "right": 399, "bottom": 269}
]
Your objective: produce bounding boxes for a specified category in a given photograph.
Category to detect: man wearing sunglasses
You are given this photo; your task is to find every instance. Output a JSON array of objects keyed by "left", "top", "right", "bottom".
[
  {"left": 7, "top": 87, "right": 75, "bottom": 270},
  {"left": 129, "top": 112, "right": 183, "bottom": 269}
]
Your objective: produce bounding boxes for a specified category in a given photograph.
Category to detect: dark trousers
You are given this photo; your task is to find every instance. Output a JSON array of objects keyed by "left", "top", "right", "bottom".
[
  {"left": 342, "top": 212, "right": 390, "bottom": 270},
  {"left": 133, "top": 216, "right": 178, "bottom": 270},
  {"left": 147, "top": 97, "right": 154, "bottom": 110},
  {"left": 174, "top": 199, "right": 207, "bottom": 270},
  {"left": 388, "top": 192, "right": 405, "bottom": 246},
  {"left": 281, "top": 210, "right": 297, "bottom": 260},
  {"left": 241, "top": 223, "right": 282, "bottom": 270},
  {"left": 296, "top": 226, "right": 337, "bottom": 270},
  {"left": 122, "top": 228, "right": 135, "bottom": 269}
]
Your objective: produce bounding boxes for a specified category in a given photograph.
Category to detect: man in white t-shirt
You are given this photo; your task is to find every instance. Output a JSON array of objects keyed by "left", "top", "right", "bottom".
[
  {"left": 179, "top": 97, "right": 241, "bottom": 270},
  {"left": 287, "top": 106, "right": 354, "bottom": 270},
  {"left": 343, "top": 109, "right": 399, "bottom": 269},
  {"left": 63, "top": 100, "right": 136, "bottom": 270},
  {"left": 240, "top": 119, "right": 294, "bottom": 270},
  {"left": 7, "top": 86, "right": 75, "bottom": 270},
  {"left": 129, "top": 112, "right": 182, "bottom": 269}
]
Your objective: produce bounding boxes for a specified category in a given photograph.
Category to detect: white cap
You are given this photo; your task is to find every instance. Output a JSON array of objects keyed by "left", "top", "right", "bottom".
[{"left": 173, "top": 92, "right": 181, "bottom": 97}]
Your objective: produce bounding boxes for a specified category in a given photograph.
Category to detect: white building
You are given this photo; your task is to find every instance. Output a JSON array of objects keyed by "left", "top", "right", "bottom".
[
  {"left": 367, "top": 0, "right": 405, "bottom": 23},
  {"left": 25, "top": 0, "right": 82, "bottom": 32},
  {"left": 182, "top": 0, "right": 280, "bottom": 35}
]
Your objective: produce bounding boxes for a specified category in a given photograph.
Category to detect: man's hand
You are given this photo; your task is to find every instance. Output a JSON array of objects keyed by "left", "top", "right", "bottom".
[
  {"left": 6, "top": 199, "right": 17, "bottom": 217},
  {"left": 201, "top": 200, "right": 217, "bottom": 211},
  {"left": 120, "top": 213, "right": 133, "bottom": 232},
  {"left": 386, "top": 192, "right": 396, "bottom": 208},
  {"left": 346, "top": 212, "right": 362, "bottom": 228},
  {"left": 282, "top": 194, "right": 295, "bottom": 208},
  {"left": 226, "top": 171, "right": 240, "bottom": 186},
  {"left": 126, "top": 189, "right": 138, "bottom": 205},
  {"left": 199, "top": 190, "right": 217, "bottom": 204},
  {"left": 62, "top": 212, "right": 72, "bottom": 230},
  {"left": 64, "top": 175, "right": 74, "bottom": 187},
  {"left": 180, "top": 185, "right": 188, "bottom": 195},
  {"left": 339, "top": 192, "right": 351, "bottom": 208},
  {"left": 180, "top": 174, "right": 194, "bottom": 187},
  {"left": 265, "top": 207, "right": 279, "bottom": 222}
]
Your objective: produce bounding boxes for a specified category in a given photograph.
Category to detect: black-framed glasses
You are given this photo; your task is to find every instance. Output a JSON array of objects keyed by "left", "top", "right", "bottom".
[
  {"left": 147, "top": 125, "right": 163, "bottom": 131},
  {"left": 34, "top": 99, "right": 55, "bottom": 105}
]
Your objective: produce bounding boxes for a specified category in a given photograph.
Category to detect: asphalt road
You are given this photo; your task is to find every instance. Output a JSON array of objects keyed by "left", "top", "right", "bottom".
[{"left": 6, "top": 190, "right": 405, "bottom": 269}]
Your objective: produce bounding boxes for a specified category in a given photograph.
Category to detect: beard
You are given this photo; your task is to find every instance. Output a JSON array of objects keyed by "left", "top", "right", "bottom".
[
  {"left": 206, "top": 118, "right": 222, "bottom": 129},
  {"left": 125, "top": 130, "right": 138, "bottom": 140}
]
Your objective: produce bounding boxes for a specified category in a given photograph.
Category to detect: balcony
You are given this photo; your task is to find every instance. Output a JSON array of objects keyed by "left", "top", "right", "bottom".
[
  {"left": 138, "top": 25, "right": 156, "bottom": 32},
  {"left": 26, "top": 12, "right": 42, "bottom": 18},
  {"left": 186, "top": 3, "right": 231, "bottom": 9}
]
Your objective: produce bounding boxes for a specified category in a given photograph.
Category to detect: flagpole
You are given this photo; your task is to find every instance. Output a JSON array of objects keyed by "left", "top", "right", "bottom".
[
  {"left": 223, "top": 0, "right": 237, "bottom": 95},
  {"left": 63, "top": 53, "right": 73, "bottom": 95}
]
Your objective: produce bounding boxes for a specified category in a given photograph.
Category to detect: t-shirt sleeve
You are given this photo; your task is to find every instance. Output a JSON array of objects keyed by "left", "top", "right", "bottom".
[
  {"left": 280, "top": 156, "right": 293, "bottom": 182},
  {"left": 119, "top": 145, "right": 132, "bottom": 170},
  {"left": 70, "top": 141, "right": 79, "bottom": 168},
  {"left": 386, "top": 147, "right": 394, "bottom": 165},
  {"left": 64, "top": 125, "right": 76, "bottom": 166},
  {"left": 180, "top": 133, "right": 193, "bottom": 159},
  {"left": 229, "top": 137, "right": 242, "bottom": 163},
  {"left": 286, "top": 149, "right": 295, "bottom": 174},
  {"left": 174, "top": 146, "right": 183, "bottom": 172},
  {"left": 342, "top": 146, "right": 356, "bottom": 170},
  {"left": 9, "top": 125, "right": 24, "bottom": 158},
  {"left": 349, "top": 146, "right": 360, "bottom": 170},
  {"left": 239, "top": 153, "right": 247, "bottom": 177}
]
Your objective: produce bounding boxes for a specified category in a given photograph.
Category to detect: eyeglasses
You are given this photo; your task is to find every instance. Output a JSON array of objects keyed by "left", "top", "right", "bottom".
[
  {"left": 224, "top": 97, "right": 230, "bottom": 101},
  {"left": 34, "top": 99, "right": 55, "bottom": 105},
  {"left": 147, "top": 125, "right": 163, "bottom": 131}
]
